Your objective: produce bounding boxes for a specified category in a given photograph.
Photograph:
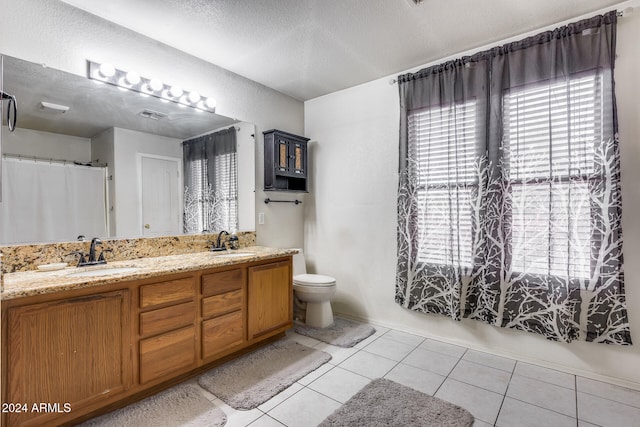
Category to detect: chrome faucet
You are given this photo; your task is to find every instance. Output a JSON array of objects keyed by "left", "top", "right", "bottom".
[
  {"left": 69, "top": 237, "right": 108, "bottom": 267},
  {"left": 88, "top": 237, "right": 102, "bottom": 263},
  {"left": 209, "top": 231, "right": 229, "bottom": 252}
]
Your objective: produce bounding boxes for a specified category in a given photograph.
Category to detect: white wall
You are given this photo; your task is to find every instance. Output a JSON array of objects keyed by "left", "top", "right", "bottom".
[
  {"left": 304, "top": 10, "right": 640, "bottom": 388},
  {"left": 0, "top": 0, "right": 306, "bottom": 248},
  {"left": 110, "top": 128, "right": 182, "bottom": 237},
  {"left": 2, "top": 126, "right": 91, "bottom": 162}
]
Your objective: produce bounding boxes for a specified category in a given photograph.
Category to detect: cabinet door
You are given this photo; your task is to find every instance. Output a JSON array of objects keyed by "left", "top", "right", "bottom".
[
  {"left": 289, "top": 141, "right": 307, "bottom": 177},
  {"left": 247, "top": 260, "right": 292, "bottom": 340},
  {"left": 5, "top": 290, "right": 131, "bottom": 427}
]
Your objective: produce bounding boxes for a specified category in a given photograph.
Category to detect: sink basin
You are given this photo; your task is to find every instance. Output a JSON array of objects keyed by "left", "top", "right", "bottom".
[
  {"left": 67, "top": 267, "right": 140, "bottom": 278},
  {"left": 213, "top": 252, "right": 254, "bottom": 258}
]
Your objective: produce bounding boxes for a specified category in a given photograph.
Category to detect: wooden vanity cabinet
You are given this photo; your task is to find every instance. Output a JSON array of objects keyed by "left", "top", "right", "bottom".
[
  {"left": 248, "top": 260, "right": 293, "bottom": 340},
  {"left": 4, "top": 289, "right": 131, "bottom": 427},
  {"left": 1, "top": 255, "right": 293, "bottom": 427}
]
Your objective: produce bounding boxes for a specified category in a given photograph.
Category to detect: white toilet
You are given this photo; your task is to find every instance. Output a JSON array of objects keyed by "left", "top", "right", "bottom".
[{"left": 292, "top": 249, "right": 336, "bottom": 328}]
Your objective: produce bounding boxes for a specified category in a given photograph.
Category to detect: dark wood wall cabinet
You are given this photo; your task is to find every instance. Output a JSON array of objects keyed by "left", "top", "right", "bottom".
[
  {"left": 1, "top": 256, "right": 293, "bottom": 427},
  {"left": 263, "top": 129, "right": 309, "bottom": 192}
]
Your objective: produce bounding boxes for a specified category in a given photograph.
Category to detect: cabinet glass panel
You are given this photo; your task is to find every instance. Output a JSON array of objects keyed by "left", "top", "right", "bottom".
[
  {"left": 294, "top": 146, "right": 302, "bottom": 172},
  {"left": 278, "top": 140, "right": 288, "bottom": 171}
]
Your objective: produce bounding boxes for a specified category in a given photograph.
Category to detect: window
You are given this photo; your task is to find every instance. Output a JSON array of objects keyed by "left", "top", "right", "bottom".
[
  {"left": 185, "top": 157, "right": 207, "bottom": 233},
  {"left": 183, "top": 128, "right": 238, "bottom": 233},
  {"left": 409, "top": 101, "right": 476, "bottom": 269},
  {"left": 409, "top": 74, "right": 601, "bottom": 280},
  {"left": 210, "top": 151, "right": 238, "bottom": 231},
  {"left": 504, "top": 74, "right": 601, "bottom": 279}
]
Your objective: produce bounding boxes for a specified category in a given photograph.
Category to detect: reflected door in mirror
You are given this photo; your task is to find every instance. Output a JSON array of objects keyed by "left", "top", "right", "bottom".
[{"left": 140, "top": 155, "right": 181, "bottom": 237}]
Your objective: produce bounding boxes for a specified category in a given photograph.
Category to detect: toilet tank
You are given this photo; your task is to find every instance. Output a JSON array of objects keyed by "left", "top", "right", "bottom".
[{"left": 292, "top": 249, "right": 307, "bottom": 276}]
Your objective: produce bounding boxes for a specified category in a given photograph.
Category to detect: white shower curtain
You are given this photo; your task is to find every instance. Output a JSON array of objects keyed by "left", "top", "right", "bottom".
[{"left": 0, "top": 158, "right": 108, "bottom": 244}]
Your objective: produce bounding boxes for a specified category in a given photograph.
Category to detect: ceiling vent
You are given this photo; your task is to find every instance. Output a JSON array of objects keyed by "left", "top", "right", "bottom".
[
  {"left": 139, "top": 109, "right": 168, "bottom": 120},
  {"left": 405, "top": 0, "right": 424, "bottom": 6}
]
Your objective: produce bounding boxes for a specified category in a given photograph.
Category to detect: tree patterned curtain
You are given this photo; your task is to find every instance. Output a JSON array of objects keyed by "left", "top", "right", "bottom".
[
  {"left": 183, "top": 127, "right": 238, "bottom": 233},
  {"left": 396, "top": 11, "right": 631, "bottom": 345}
]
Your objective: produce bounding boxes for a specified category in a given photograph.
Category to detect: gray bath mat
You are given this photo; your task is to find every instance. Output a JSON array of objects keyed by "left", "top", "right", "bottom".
[
  {"left": 198, "top": 338, "right": 331, "bottom": 410},
  {"left": 319, "top": 378, "right": 474, "bottom": 427},
  {"left": 294, "top": 317, "right": 376, "bottom": 347},
  {"left": 79, "top": 382, "right": 226, "bottom": 427}
]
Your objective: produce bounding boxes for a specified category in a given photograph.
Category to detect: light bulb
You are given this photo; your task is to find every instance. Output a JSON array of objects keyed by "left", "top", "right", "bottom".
[
  {"left": 169, "top": 85, "right": 183, "bottom": 98},
  {"left": 125, "top": 71, "right": 141, "bottom": 85},
  {"left": 148, "top": 78, "right": 163, "bottom": 92},
  {"left": 98, "top": 63, "right": 116, "bottom": 78},
  {"left": 205, "top": 97, "right": 216, "bottom": 110},
  {"left": 188, "top": 91, "right": 201, "bottom": 104}
]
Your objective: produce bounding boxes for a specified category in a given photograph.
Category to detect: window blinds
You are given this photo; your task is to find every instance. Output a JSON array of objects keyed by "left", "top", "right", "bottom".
[
  {"left": 504, "top": 74, "right": 601, "bottom": 279},
  {"left": 408, "top": 74, "right": 600, "bottom": 279},
  {"left": 408, "top": 101, "right": 476, "bottom": 268}
]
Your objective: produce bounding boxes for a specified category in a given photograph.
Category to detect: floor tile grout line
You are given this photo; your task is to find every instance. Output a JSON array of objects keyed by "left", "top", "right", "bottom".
[
  {"left": 574, "top": 388, "right": 640, "bottom": 410},
  {"left": 417, "top": 341, "right": 468, "bottom": 360},
  {"left": 494, "top": 361, "right": 517, "bottom": 427},
  {"left": 444, "top": 366, "right": 512, "bottom": 397},
  {"left": 433, "top": 347, "right": 469, "bottom": 397},
  {"left": 510, "top": 372, "right": 576, "bottom": 391},
  {"left": 460, "top": 350, "right": 516, "bottom": 374},
  {"left": 376, "top": 329, "right": 426, "bottom": 348},
  {"left": 504, "top": 394, "right": 580, "bottom": 420}
]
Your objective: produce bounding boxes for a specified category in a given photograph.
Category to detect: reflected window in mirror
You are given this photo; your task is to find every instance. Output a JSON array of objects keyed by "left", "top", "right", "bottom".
[{"left": 183, "top": 127, "right": 238, "bottom": 233}]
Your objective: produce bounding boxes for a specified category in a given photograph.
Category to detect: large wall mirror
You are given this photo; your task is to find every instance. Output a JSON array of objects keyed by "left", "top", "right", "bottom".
[{"left": 0, "top": 55, "right": 255, "bottom": 245}]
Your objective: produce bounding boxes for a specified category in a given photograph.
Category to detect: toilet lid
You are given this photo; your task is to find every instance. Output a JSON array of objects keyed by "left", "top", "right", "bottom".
[{"left": 293, "top": 273, "right": 336, "bottom": 286}]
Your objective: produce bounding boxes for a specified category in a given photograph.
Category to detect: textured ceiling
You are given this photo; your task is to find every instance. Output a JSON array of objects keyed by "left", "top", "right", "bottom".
[{"left": 60, "top": 0, "right": 625, "bottom": 101}]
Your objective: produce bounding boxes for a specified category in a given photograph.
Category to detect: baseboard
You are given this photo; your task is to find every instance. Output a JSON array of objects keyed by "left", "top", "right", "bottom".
[{"left": 334, "top": 310, "right": 640, "bottom": 392}]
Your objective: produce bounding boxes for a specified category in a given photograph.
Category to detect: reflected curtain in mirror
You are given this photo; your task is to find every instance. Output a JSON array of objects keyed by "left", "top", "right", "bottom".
[
  {"left": 0, "top": 158, "right": 108, "bottom": 244},
  {"left": 396, "top": 11, "right": 631, "bottom": 345},
  {"left": 183, "top": 127, "right": 238, "bottom": 233}
]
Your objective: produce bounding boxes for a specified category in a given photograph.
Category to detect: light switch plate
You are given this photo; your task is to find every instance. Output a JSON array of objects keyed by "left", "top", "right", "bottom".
[{"left": 258, "top": 212, "right": 265, "bottom": 225}]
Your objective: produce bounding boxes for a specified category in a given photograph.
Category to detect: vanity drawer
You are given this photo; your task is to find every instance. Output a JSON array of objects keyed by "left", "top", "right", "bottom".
[
  {"left": 202, "top": 269, "right": 244, "bottom": 297},
  {"left": 202, "top": 290, "right": 243, "bottom": 319},
  {"left": 139, "top": 325, "right": 196, "bottom": 384},
  {"left": 140, "top": 277, "right": 195, "bottom": 308},
  {"left": 140, "top": 301, "right": 196, "bottom": 337},
  {"left": 202, "top": 311, "right": 244, "bottom": 359}
]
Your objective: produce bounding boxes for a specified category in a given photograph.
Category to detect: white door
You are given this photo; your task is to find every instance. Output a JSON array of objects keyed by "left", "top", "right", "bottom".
[{"left": 139, "top": 155, "right": 181, "bottom": 237}]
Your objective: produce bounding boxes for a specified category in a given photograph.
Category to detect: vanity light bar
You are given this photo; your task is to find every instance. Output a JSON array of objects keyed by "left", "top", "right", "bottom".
[{"left": 87, "top": 61, "right": 217, "bottom": 113}]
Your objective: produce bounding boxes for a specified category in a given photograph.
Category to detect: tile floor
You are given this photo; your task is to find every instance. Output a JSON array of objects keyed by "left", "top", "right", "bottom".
[{"left": 150, "top": 323, "right": 640, "bottom": 426}]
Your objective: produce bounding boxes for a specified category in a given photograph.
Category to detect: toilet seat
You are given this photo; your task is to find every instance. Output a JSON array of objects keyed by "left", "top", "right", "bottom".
[{"left": 293, "top": 273, "right": 336, "bottom": 287}]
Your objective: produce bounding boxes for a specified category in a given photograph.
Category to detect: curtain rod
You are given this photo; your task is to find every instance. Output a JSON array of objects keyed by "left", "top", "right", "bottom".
[
  {"left": 389, "top": 7, "right": 634, "bottom": 86},
  {"left": 2, "top": 153, "right": 107, "bottom": 167}
]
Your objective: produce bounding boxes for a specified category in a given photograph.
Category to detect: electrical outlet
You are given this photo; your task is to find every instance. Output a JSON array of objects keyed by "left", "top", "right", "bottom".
[{"left": 258, "top": 212, "right": 265, "bottom": 225}]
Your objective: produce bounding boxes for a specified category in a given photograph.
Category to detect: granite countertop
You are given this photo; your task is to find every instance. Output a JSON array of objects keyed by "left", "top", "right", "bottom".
[{"left": 2, "top": 246, "right": 297, "bottom": 300}]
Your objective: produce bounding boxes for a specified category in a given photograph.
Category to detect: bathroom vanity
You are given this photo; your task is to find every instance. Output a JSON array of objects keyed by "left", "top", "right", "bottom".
[{"left": 1, "top": 247, "right": 295, "bottom": 427}]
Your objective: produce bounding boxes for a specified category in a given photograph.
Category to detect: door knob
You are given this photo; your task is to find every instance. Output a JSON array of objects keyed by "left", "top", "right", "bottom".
[{"left": 144, "top": 224, "right": 150, "bottom": 229}]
